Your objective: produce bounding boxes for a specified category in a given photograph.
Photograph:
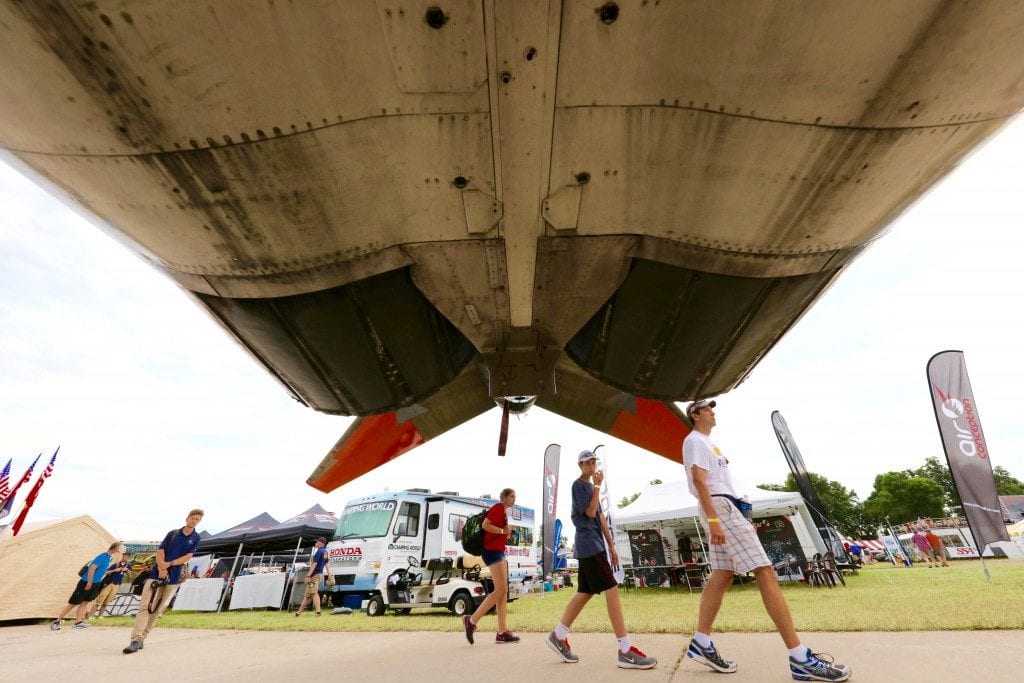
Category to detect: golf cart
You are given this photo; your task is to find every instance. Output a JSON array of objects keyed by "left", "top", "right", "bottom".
[{"left": 364, "top": 555, "right": 491, "bottom": 617}]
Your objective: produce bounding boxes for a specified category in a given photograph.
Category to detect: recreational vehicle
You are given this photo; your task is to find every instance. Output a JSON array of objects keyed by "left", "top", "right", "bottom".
[{"left": 325, "top": 489, "right": 537, "bottom": 615}]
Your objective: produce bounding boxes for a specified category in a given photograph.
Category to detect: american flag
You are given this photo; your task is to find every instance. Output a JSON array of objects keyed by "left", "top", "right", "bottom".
[
  {"left": 0, "top": 454, "right": 38, "bottom": 520},
  {"left": 0, "top": 459, "right": 11, "bottom": 519},
  {"left": 0, "top": 458, "right": 11, "bottom": 500},
  {"left": 11, "top": 449, "right": 58, "bottom": 536}
]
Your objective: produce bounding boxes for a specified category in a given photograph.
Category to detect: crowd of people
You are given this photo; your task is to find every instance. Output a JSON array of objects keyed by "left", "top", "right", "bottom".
[
  {"left": 50, "top": 508, "right": 205, "bottom": 655},
  {"left": 46, "top": 399, "right": 854, "bottom": 681},
  {"left": 460, "top": 398, "right": 850, "bottom": 680}
]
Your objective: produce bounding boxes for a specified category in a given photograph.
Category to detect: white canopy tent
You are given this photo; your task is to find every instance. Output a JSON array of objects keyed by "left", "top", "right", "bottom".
[{"left": 614, "top": 480, "right": 826, "bottom": 566}]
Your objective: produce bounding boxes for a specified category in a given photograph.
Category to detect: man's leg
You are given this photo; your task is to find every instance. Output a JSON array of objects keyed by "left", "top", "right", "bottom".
[
  {"left": 558, "top": 591, "right": 592, "bottom": 629},
  {"left": 312, "top": 588, "right": 321, "bottom": 614},
  {"left": 137, "top": 583, "right": 178, "bottom": 642},
  {"left": 75, "top": 602, "right": 91, "bottom": 622},
  {"left": 751, "top": 566, "right": 799, "bottom": 648},
  {"left": 130, "top": 579, "right": 171, "bottom": 643},
  {"left": 602, "top": 586, "right": 627, "bottom": 638},
  {"left": 695, "top": 569, "right": 732, "bottom": 635},
  {"left": 56, "top": 602, "right": 76, "bottom": 621},
  {"left": 295, "top": 587, "right": 309, "bottom": 614}
]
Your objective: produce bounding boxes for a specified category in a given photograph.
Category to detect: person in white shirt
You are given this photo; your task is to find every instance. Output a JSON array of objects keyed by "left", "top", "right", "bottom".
[{"left": 682, "top": 399, "right": 851, "bottom": 683}]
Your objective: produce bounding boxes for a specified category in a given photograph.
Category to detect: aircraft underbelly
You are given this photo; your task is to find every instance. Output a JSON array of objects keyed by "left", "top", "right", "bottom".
[{"left": 3, "top": 1, "right": 1024, "bottom": 415}]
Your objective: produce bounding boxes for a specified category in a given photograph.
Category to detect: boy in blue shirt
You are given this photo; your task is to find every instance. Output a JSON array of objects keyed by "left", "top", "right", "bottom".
[
  {"left": 546, "top": 450, "right": 656, "bottom": 670},
  {"left": 51, "top": 542, "right": 124, "bottom": 630}
]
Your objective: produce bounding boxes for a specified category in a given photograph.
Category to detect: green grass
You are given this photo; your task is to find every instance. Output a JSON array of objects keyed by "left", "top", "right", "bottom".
[{"left": 102, "top": 560, "right": 1024, "bottom": 633}]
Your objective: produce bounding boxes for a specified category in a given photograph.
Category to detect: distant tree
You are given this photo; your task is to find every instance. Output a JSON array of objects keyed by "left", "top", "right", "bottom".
[
  {"left": 618, "top": 480, "right": 661, "bottom": 508},
  {"left": 863, "top": 472, "right": 945, "bottom": 525},
  {"left": 903, "top": 457, "right": 959, "bottom": 511},
  {"left": 618, "top": 492, "right": 641, "bottom": 508},
  {"left": 758, "top": 472, "right": 865, "bottom": 539},
  {"left": 993, "top": 466, "right": 1024, "bottom": 495},
  {"left": 904, "top": 457, "right": 1024, "bottom": 505}
]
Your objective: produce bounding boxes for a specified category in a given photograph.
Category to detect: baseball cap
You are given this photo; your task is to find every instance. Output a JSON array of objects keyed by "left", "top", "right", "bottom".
[
  {"left": 686, "top": 398, "right": 716, "bottom": 418},
  {"left": 315, "top": 536, "right": 327, "bottom": 544},
  {"left": 577, "top": 449, "right": 598, "bottom": 463}
]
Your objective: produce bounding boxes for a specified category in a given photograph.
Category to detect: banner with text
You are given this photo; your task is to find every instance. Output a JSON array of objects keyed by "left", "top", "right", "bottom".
[
  {"left": 541, "top": 444, "right": 560, "bottom": 577},
  {"left": 926, "top": 350, "right": 1009, "bottom": 552}
]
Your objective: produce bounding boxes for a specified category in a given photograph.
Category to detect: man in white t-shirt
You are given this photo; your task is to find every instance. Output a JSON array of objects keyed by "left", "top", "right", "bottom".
[{"left": 682, "top": 399, "right": 851, "bottom": 683}]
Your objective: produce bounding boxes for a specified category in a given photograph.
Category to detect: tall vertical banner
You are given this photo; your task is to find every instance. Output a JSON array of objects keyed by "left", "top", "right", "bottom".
[
  {"left": 595, "top": 445, "right": 626, "bottom": 583},
  {"left": 541, "top": 444, "right": 560, "bottom": 577},
  {"left": 771, "top": 411, "right": 832, "bottom": 529},
  {"left": 927, "top": 351, "right": 1009, "bottom": 554}
]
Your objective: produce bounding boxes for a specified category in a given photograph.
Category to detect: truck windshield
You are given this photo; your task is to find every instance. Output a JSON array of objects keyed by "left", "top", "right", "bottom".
[{"left": 335, "top": 500, "right": 397, "bottom": 538}]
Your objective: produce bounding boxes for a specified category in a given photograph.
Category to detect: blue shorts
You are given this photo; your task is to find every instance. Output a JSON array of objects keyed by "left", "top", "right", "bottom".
[{"left": 481, "top": 549, "right": 506, "bottom": 567}]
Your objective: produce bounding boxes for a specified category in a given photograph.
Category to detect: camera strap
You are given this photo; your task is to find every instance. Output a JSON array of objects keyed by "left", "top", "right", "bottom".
[{"left": 147, "top": 580, "right": 169, "bottom": 614}]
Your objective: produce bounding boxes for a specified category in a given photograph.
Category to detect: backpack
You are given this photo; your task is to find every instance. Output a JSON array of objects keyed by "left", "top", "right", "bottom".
[{"left": 460, "top": 510, "right": 488, "bottom": 556}]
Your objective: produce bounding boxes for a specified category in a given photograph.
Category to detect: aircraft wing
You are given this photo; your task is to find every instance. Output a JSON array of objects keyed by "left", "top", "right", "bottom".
[
  {"left": 307, "top": 363, "right": 493, "bottom": 492},
  {"left": 537, "top": 359, "right": 690, "bottom": 465}
]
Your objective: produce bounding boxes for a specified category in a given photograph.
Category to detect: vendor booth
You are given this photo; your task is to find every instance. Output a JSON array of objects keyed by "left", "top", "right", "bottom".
[{"left": 615, "top": 480, "right": 826, "bottom": 583}]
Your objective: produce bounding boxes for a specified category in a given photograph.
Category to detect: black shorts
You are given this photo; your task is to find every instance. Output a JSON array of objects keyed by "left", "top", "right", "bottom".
[
  {"left": 68, "top": 579, "right": 103, "bottom": 605},
  {"left": 577, "top": 552, "right": 617, "bottom": 595}
]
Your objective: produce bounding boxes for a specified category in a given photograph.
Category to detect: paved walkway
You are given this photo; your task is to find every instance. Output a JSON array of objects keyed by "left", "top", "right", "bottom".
[{"left": 2, "top": 625, "right": 1022, "bottom": 682}]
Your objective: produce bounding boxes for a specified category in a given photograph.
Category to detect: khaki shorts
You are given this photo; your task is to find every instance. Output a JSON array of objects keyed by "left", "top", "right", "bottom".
[{"left": 304, "top": 578, "right": 320, "bottom": 597}]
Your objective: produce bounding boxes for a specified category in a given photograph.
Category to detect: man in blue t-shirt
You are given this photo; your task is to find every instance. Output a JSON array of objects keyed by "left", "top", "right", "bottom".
[
  {"left": 294, "top": 536, "right": 329, "bottom": 617},
  {"left": 51, "top": 542, "right": 124, "bottom": 631},
  {"left": 123, "top": 508, "right": 203, "bottom": 654},
  {"left": 87, "top": 550, "right": 133, "bottom": 619},
  {"left": 546, "top": 450, "right": 656, "bottom": 670}
]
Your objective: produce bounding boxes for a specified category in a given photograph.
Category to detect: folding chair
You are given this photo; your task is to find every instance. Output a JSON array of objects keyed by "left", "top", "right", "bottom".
[{"left": 803, "top": 557, "right": 826, "bottom": 587}]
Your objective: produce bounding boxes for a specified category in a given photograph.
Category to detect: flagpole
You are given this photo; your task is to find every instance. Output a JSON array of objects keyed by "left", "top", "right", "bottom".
[{"left": 10, "top": 448, "right": 58, "bottom": 536}]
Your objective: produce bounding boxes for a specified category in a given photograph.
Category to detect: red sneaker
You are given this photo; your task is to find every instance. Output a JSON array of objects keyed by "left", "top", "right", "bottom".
[{"left": 461, "top": 614, "right": 476, "bottom": 644}]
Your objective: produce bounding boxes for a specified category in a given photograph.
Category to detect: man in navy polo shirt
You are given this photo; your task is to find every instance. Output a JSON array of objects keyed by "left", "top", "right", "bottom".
[
  {"left": 294, "top": 536, "right": 329, "bottom": 617},
  {"left": 123, "top": 508, "right": 203, "bottom": 654},
  {"left": 51, "top": 542, "right": 124, "bottom": 630}
]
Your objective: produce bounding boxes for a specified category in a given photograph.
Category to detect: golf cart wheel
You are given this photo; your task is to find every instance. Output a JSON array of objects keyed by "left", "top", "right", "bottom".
[
  {"left": 394, "top": 608, "right": 412, "bottom": 615},
  {"left": 366, "top": 595, "right": 386, "bottom": 617},
  {"left": 449, "top": 591, "right": 472, "bottom": 616}
]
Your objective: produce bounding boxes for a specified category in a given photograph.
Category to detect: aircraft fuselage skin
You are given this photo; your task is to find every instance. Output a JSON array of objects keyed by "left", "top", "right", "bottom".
[{"left": 3, "top": 2, "right": 1024, "bottom": 488}]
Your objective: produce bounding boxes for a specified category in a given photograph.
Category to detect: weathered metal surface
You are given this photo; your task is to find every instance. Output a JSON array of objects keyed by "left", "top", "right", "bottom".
[{"left": 3, "top": 1, "right": 1024, "bottom": 418}]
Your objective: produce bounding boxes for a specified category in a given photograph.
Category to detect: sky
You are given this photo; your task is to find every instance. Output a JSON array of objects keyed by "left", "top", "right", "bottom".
[{"left": 2, "top": 116, "right": 1023, "bottom": 543}]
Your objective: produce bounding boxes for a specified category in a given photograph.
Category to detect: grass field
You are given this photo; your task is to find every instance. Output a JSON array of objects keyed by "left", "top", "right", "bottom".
[{"left": 101, "top": 560, "right": 1024, "bottom": 634}]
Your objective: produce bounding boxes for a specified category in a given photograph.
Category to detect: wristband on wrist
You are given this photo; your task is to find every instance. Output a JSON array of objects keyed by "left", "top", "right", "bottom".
[{"left": 707, "top": 517, "right": 720, "bottom": 523}]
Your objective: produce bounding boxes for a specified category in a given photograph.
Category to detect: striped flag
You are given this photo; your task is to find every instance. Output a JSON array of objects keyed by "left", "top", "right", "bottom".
[
  {"left": 0, "top": 459, "right": 11, "bottom": 520},
  {"left": 10, "top": 448, "right": 58, "bottom": 536},
  {"left": 0, "top": 454, "right": 40, "bottom": 520},
  {"left": 0, "top": 459, "right": 11, "bottom": 501}
]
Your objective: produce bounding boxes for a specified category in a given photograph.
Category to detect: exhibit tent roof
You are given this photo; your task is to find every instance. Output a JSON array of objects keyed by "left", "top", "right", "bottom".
[{"left": 615, "top": 480, "right": 806, "bottom": 529}]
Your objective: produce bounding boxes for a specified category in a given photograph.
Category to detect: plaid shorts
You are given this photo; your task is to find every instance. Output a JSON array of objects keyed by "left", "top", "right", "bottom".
[{"left": 701, "top": 497, "right": 770, "bottom": 575}]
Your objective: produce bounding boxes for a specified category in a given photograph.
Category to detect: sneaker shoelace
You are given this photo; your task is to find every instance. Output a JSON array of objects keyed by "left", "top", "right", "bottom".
[{"left": 804, "top": 652, "right": 838, "bottom": 671}]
